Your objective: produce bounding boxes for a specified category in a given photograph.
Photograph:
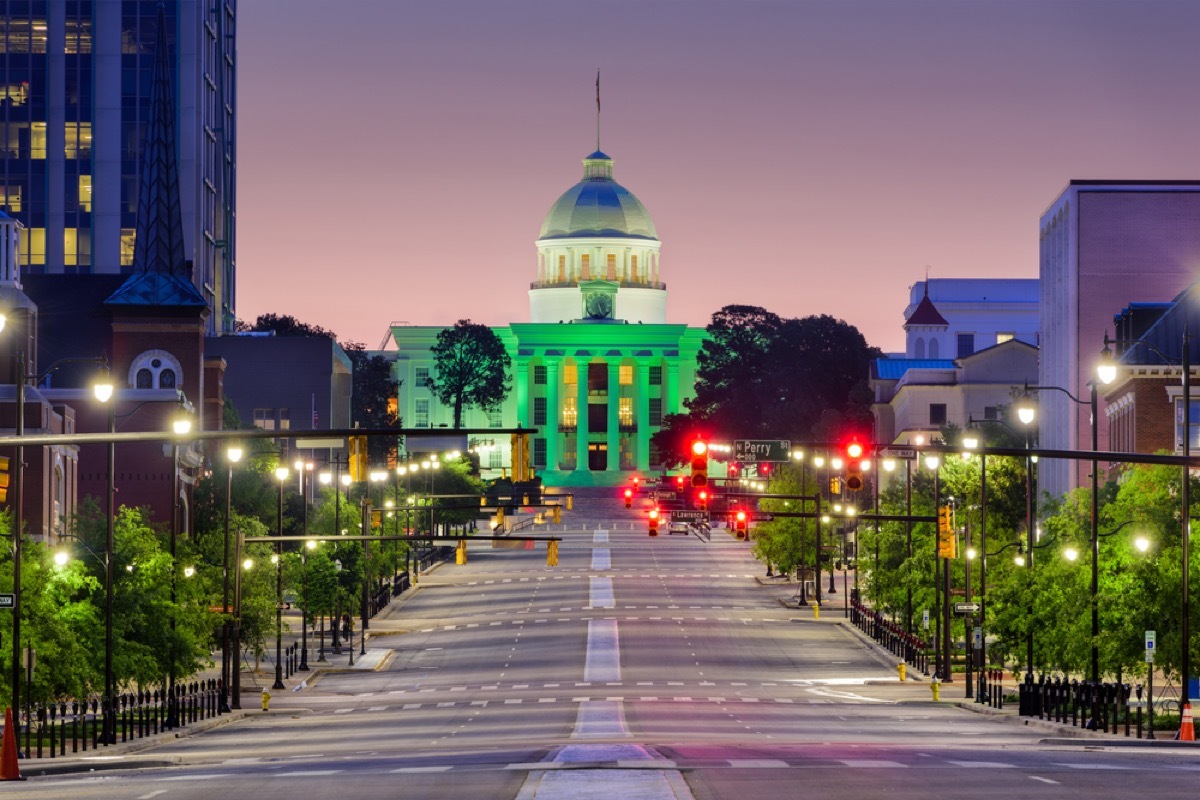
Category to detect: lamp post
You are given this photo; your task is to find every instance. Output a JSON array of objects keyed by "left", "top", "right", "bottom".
[
  {"left": 294, "top": 459, "right": 313, "bottom": 671},
  {"left": 220, "top": 444, "right": 243, "bottom": 712},
  {"left": 92, "top": 376, "right": 116, "bottom": 742},
  {"left": 165, "top": 412, "right": 193, "bottom": 729},
  {"left": 925, "top": 452, "right": 948, "bottom": 681},
  {"left": 1100, "top": 328, "right": 1192, "bottom": 709},
  {"left": 961, "top": 433, "right": 984, "bottom": 701},
  {"left": 272, "top": 465, "right": 289, "bottom": 691},
  {"left": 1017, "top": 372, "right": 1113, "bottom": 702},
  {"left": 232, "top": 538, "right": 248, "bottom": 709}
]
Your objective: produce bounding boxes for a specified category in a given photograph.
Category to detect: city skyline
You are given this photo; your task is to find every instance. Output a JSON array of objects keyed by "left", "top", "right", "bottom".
[{"left": 236, "top": 0, "right": 1200, "bottom": 353}]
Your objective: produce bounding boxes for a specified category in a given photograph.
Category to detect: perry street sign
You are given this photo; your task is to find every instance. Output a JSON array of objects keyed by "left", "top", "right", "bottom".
[
  {"left": 733, "top": 439, "right": 792, "bottom": 463},
  {"left": 953, "top": 602, "right": 980, "bottom": 615}
]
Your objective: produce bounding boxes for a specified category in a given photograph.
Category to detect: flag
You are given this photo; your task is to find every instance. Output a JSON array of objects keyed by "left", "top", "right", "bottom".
[{"left": 596, "top": 70, "right": 600, "bottom": 113}]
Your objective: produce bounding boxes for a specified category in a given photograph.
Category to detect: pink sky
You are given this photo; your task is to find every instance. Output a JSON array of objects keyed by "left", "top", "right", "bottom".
[{"left": 235, "top": 0, "right": 1200, "bottom": 354}]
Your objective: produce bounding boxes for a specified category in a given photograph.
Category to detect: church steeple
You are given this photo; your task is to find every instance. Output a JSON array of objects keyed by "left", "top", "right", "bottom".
[{"left": 107, "top": 3, "right": 206, "bottom": 310}]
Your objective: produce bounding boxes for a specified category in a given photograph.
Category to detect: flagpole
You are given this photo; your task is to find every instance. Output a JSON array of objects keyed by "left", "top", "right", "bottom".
[{"left": 595, "top": 69, "right": 601, "bottom": 152}]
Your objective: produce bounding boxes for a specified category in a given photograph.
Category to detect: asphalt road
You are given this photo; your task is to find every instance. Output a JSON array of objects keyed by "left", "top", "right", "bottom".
[{"left": 12, "top": 516, "right": 1200, "bottom": 798}]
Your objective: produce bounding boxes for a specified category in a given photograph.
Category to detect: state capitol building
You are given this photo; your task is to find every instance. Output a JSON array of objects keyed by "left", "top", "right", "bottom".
[{"left": 386, "top": 149, "right": 706, "bottom": 487}]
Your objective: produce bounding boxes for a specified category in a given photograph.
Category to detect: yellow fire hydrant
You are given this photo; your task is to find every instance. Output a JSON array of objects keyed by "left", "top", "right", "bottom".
[
  {"left": 812, "top": 601, "right": 820, "bottom": 620},
  {"left": 897, "top": 662, "right": 907, "bottom": 682},
  {"left": 930, "top": 676, "right": 940, "bottom": 701},
  {"left": 261, "top": 687, "right": 271, "bottom": 711}
]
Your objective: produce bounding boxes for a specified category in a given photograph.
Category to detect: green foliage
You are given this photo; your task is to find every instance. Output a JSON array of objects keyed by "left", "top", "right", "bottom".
[{"left": 430, "top": 319, "right": 512, "bottom": 429}]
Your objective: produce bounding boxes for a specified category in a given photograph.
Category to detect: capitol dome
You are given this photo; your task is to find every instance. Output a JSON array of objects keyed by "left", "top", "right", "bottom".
[{"left": 538, "top": 152, "right": 658, "bottom": 241}]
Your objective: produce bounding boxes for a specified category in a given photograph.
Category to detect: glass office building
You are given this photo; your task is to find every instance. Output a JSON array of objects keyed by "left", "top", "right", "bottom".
[{"left": 0, "top": 0, "right": 236, "bottom": 333}]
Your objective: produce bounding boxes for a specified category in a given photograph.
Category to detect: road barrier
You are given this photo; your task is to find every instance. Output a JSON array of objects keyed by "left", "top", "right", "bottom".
[{"left": 850, "top": 601, "right": 929, "bottom": 676}]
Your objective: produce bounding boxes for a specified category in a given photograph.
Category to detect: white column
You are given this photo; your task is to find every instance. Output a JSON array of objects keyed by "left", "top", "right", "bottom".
[
  {"left": 607, "top": 362, "right": 620, "bottom": 471},
  {"left": 545, "top": 360, "right": 559, "bottom": 471}
]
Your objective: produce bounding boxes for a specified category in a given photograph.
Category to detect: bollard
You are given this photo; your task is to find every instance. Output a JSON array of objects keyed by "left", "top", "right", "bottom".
[
  {"left": 813, "top": 602, "right": 820, "bottom": 620},
  {"left": 930, "top": 676, "right": 941, "bottom": 702},
  {"left": 261, "top": 688, "right": 271, "bottom": 712},
  {"left": 898, "top": 662, "right": 907, "bottom": 682}
]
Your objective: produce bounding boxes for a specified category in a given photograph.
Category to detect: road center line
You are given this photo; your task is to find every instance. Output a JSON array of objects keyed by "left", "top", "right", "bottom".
[
  {"left": 585, "top": 619, "right": 621, "bottom": 682},
  {"left": 589, "top": 576, "right": 615, "bottom": 609}
]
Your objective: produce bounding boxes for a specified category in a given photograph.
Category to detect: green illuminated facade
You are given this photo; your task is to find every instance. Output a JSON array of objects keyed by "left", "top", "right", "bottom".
[{"left": 387, "top": 150, "right": 705, "bottom": 487}]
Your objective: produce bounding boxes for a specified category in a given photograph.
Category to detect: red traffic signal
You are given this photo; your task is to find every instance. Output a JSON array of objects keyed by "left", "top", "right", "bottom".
[
  {"left": 690, "top": 439, "right": 709, "bottom": 487},
  {"left": 698, "top": 489, "right": 708, "bottom": 510},
  {"left": 623, "top": 488, "right": 633, "bottom": 508},
  {"left": 648, "top": 507, "right": 660, "bottom": 536},
  {"left": 676, "top": 475, "right": 685, "bottom": 489},
  {"left": 734, "top": 510, "right": 748, "bottom": 539},
  {"left": 846, "top": 440, "right": 864, "bottom": 460}
]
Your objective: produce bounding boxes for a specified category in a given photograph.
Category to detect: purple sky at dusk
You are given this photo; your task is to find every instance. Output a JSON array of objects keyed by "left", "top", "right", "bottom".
[{"left": 236, "top": 0, "right": 1200, "bottom": 354}]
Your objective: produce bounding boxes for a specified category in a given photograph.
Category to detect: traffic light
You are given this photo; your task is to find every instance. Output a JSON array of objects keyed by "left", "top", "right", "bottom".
[
  {"left": 697, "top": 489, "right": 708, "bottom": 510},
  {"left": 456, "top": 540, "right": 467, "bottom": 565},
  {"left": 370, "top": 510, "right": 383, "bottom": 529},
  {"left": 690, "top": 439, "right": 708, "bottom": 487},
  {"left": 0, "top": 455, "right": 10, "bottom": 504},
  {"left": 648, "top": 508, "right": 660, "bottom": 536},
  {"left": 547, "top": 540, "right": 559, "bottom": 567},
  {"left": 624, "top": 488, "right": 633, "bottom": 509},
  {"left": 937, "top": 505, "right": 955, "bottom": 558},
  {"left": 511, "top": 433, "right": 531, "bottom": 481},
  {"left": 845, "top": 440, "right": 865, "bottom": 491},
  {"left": 633, "top": 476, "right": 640, "bottom": 491},
  {"left": 734, "top": 510, "right": 748, "bottom": 540},
  {"left": 676, "top": 475, "right": 685, "bottom": 492},
  {"left": 551, "top": 505, "right": 562, "bottom": 524},
  {"left": 829, "top": 476, "right": 842, "bottom": 494},
  {"left": 348, "top": 435, "right": 367, "bottom": 482}
]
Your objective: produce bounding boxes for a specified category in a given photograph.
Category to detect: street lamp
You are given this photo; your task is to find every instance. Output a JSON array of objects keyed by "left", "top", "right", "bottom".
[
  {"left": 165, "top": 410, "right": 193, "bottom": 729},
  {"left": 220, "top": 444, "right": 243, "bottom": 711},
  {"left": 91, "top": 372, "right": 116, "bottom": 743},
  {"left": 1019, "top": 368, "right": 1114, "bottom": 705},
  {"left": 294, "top": 459, "right": 314, "bottom": 671},
  {"left": 272, "top": 465, "right": 289, "bottom": 690}
]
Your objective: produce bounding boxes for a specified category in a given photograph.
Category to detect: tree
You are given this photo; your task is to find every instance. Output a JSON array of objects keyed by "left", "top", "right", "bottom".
[
  {"left": 652, "top": 305, "right": 880, "bottom": 466},
  {"left": 343, "top": 341, "right": 400, "bottom": 463},
  {"left": 243, "top": 313, "right": 337, "bottom": 340},
  {"left": 429, "top": 320, "right": 511, "bottom": 429}
]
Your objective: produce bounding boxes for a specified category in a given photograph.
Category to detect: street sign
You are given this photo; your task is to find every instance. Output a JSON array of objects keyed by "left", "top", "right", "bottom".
[
  {"left": 671, "top": 510, "right": 708, "bottom": 523},
  {"left": 1146, "top": 630, "right": 1156, "bottom": 663},
  {"left": 295, "top": 437, "right": 345, "bottom": 450},
  {"left": 973, "top": 626, "right": 983, "bottom": 650},
  {"left": 953, "top": 602, "right": 980, "bottom": 614},
  {"left": 751, "top": 512, "right": 774, "bottom": 522},
  {"left": 0, "top": 594, "right": 13, "bottom": 609},
  {"left": 733, "top": 439, "right": 791, "bottom": 462},
  {"left": 922, "top": 609, "right": 930, "bottom": 630},
  {"left": 883, "top": 447, "right": 917, "bottom": 460}
]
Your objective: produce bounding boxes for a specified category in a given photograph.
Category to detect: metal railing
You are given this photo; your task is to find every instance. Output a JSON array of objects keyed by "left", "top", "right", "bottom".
[{"left": 850, "top": 601, "right": 930, "bottom": 675}]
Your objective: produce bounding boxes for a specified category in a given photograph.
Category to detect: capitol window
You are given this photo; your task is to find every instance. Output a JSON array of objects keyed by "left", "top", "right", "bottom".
[{"left": 619, "top": 365, "right": 633, "bottom": 385}]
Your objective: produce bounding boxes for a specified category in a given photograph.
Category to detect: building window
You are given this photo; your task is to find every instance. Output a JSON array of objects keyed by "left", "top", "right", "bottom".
[
  {"left": 649, "top": 398, "right": 663, "bottom": 426},
  {"left": 649, "top": 366, "right": 662, "bottom": 386},
  {"left": 128, "top": 351, "right": 183, "bottom": 390},
  {"left": 580, "top": 254, "right": 590, "bottom": 280},
  {"left": 984, "top": 406, "right": 998, "bottom": 420},
  {"left": 996, "top": 332, "right": 1015, "bottom": 345},
  {"left": 649, "top": 442, "right": 661, "bottom": 468},
  {"left": 562, "top": 397, "right": 577, "bottom": 427},
  {"left": 416, "top": 399, "right": 430, "bottom": 427},
  {"left": 606, "top": 253, "right": 616, "bottom": 280},
  {"left": 120, "top": 229, "right": 135, "bottom": 267},
  {"left": 414, "top": 367, "right": 430, "bottom": 388},
  {"left": 533, "top": 438, "right": 547, "bottom": 469},
  {"left": 487, "top": 408, "right": 502, "bottom": 428},
  {"left": 254, "top": 409, "right": 275, "bottom": 430},
  {"left": 563, "top": 362, "right": 578, "bottom": 384},
  {"left": 618, "top": 364, "right": 633, "bottom": 385},
  {"left": 488, "top": 449, "right": 503, "bottom": 469},
  {"left": 957, "top": 333, "right": 975, "bottom": 358},
  {"left": 588, "top": 363, "right": 607, "bottom": 394},
  {"left": 588, "top": 403, "right": 607, "bottom": 432},
  {"left": 929, "top": 404, "right": 947, "bottom": 426},
  {"left": 619, "top": 397, "right": 633, "bottom": 426},
  {"left": 1177, "top": 398, "right": 1200, "bottom": 452},
  {"left": 278, "top": 409, "right": 290, "bottom": 430},
  {"left": 534, "top": 365, "right": 547, "bottom": 385},
  {"left": 630, "top": 254, "right": 638, "bottom": 281},
  {"left": 534, "top": 397, "right": 547, "bottom": 426},
  {"left": 558, "top": 255, "right": 566, "bottom": 282},
  {"left": 913, "top": 338, "right": 925, "bottom": 359}
]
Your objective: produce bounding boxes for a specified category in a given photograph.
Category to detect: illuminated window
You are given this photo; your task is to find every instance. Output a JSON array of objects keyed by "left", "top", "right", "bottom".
[
  {"left": 78, "top": 175, "right": 91, "bottom": 212},
  {"left": 19, "top": 227, "right": 45, "bottom": 265},
  {"left": 630, "top": 255, "right": 638, "bottom": 281},
  {"left": 619, "top": 397, "right": 633, "bottom": 426},
  {"left": 120, "top": 229, "right": 136, "bottom": 266},
  {"left": 488, "top": 449, "right": 503, "bottom": 469},
  {"left": 0, "top": 185, "right": 21, "bottom": 212},
  {"left": 558, "top": 255, "right": 566, "bottom": 282},
  {"left": 415, "top": 400, "right": 430, "bottom": 427},
  {"left": 996, "top": 332, "right": 1015, "bottom": 345},
  {"left": 606, "top": 253, "right": 616, "bottom": 280},
  {"left": 580, "top": 254, "right": 590, "bottom": 280},
  {"left": 0, "top": 82, "right": 28, "bottom": 106},
  {"left": 619, "top": 365, "right": 633, "bottom": 385},
  {"left": 30, "top": 122, "right": 46, "bottom": 159},
  {"left": 562, "top": 397, "right": 577, "bottom": 427},
  {"left": 278, "top": 409, "right": 290, "bottom": 430},
  {"left": 65, "top": 123, "right": 91, "bottom": 158},
  {"left": 254, "top": 409, "right": 275, "bottom": 430},
  {"left": 563, "top": 362, "right": 578, "bottom": 385},
  {"left": 64, "top": 228, "right": 92, "bottom": 267}
]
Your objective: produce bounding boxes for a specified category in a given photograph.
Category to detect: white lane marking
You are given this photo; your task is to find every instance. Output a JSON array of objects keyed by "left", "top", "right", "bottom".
[
  {"left": 839, "top": 760, "right": 906, "bottom": 768},
  {"left": 137, "top": 792, "right": 169, "bottom": 800},
  {"left": 1054, "top": 763, "right": 1130, "bottom": 770},
  {"left": 585, "top": 619, "right": 621, "bottom": 682},
  {"left": 591, "top": 548, "right": 611, "bottom": 571},
  {"left": 571, "top": 700, "right": 631, "bottom": 739},
  {"left": 1030, "top": 776, "right": 1060, "bottom": 785},
  {"left": 594, "top": 530, "right": 609, "bottom": 543},
  {"left": 946, "top": 761, "right": 1015, "bottom": 768},
  {"left": 275, "top": 770, "right": 344, "bottom": 777},
  {"left": 390, "top": 766, "right": 453, "bottom": 773},
  {"left": 728, "top": 760, "right": 789, "bottom": 768},
  {"left": 589, "top": 576, "right": 615, "bottom": 609}
]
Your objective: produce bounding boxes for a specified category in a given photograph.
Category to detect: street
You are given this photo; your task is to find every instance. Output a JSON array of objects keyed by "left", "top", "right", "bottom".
[{"left": 12, "top": 514, "right": 1200, "bottom": 799}]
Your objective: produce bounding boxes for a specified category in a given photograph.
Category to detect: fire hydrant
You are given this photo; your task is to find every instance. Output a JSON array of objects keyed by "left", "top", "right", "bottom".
[
  {"left": 812, "top": 601, "right": 820, "bottom": 620},
  {"left": 930, "top": 676, "right": 940, "bottom": 701},
  {"left": 261, "top": 687, "right": 271, "bottom": 711},
  {"left": 898, "top": 662, "right": 907, "bottom": 682}
]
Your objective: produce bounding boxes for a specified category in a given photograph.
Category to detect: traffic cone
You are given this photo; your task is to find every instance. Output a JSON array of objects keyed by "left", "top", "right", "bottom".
[
  {"left": 1180, "top": 702, "right": 1195, "bottom": 741},
  {"left": 0, "top": 707, "right": 23, "bottom": 781}
]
